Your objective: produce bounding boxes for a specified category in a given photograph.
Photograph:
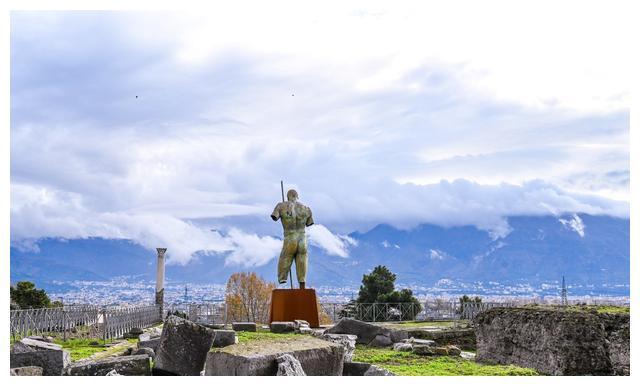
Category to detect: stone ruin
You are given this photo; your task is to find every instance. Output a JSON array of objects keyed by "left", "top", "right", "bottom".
[
  {"left": 474, "top": 307, "right": 630, "bottom": 375},
  {"left": 16, "top": 307, "right": 626, "bottom": 377}
]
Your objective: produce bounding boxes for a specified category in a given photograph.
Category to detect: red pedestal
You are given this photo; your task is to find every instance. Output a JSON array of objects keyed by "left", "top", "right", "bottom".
[{"left": 269, "top": 289, "right": 320, "bottom": 328}]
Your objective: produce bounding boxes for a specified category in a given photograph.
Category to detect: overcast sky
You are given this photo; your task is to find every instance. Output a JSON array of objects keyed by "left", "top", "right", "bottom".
[{"left": 10, "top": 4, "right": 630, "bottom": 266}]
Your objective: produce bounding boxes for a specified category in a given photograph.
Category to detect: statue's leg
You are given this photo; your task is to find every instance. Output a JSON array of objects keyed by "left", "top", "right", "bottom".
[
  {"left": 277, "top": 238, "right": 296, "bottom": 284},
  {"left": 295, "top": 236, "right": 308, "bottom": 285}
]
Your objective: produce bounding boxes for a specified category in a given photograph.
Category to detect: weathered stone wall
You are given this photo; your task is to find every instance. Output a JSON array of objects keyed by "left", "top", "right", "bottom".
[
  {"left": 404, "top": 328, "right": 476, "bottom": 350},
  {"left": 475, "top": 308, "right": 629, "bottom": 375},
  {"left": 599, "top": 313, "right": 630, "bottom": 375}
]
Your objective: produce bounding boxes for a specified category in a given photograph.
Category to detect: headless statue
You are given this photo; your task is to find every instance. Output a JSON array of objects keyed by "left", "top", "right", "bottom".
[{"left": 271, "top": 189, "right": 314, "bottom": 289}]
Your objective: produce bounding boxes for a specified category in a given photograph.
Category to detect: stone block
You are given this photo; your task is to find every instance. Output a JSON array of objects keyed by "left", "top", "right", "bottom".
[
  {"left": 212, "top": 330, "right": 236, "bottom": 347},
  {"left": 138, "top": 337, "right": 160, "bottom": 352},
  {"left": 460, "top": 351, "right": 476, "bottom": 360},
  {"left": 66, "top": 354, "right": 151, "bottom": 376},
  {"left": 132, "top": 347, "right": 155, "bottom": 359},
  {"left": 389, "top": 329, "right": 409, "bottom": 343},
  {"left": 10, "top": 366, "right": 43, "bottom": 376},
  {"left": 155, "top": 315, "right": 217, "bottom": 375},
  {"left": 393, "top": 343, "right": 413, "bottom": 352},
  {"left": 404, "top": 338, "right": 435, "bottom": 346},
  {"left": 24, "top": 336, "right": 54, "bottom": 343},
  {"left": 412, "top": 345, "right": 435, "bottom": 356},
  {"left": 342, "top": 362, "right": 394, "bottom": 376},
  {"left": 11, "top": 342, "right": 36, "bottom": 354},
  {"left": 368, "top": 334, "right": 393, "bottom": 347},
  {"left": 205, "top": 335, "right": 344, "bottom": 376},
  {"left": 270, "top": 321, "right": 296, "bottom": 333},
  {"left": 324, "top": 318, "right": 392, "bottom": 345},
  {"left": 276, "top": 354, "right": 306, "bottom": 376},
  {"left": 342, "top": 361, "right": 371, "bottom": 376},
  {"left": 475, "top": 307, "right": 613, "bottom": 375},
  {"left": 320, "top": 334, "right": 356, "bottom": 362},
  {"left": 232, "top": 322, "right": 257, "bottom": 332},
  {"left": 10, "top": 350, "right": 71, "bottom": 376},
  {"left": 299, "top": 327, "right": 313, "bottom": 334},
  {"left": 364, "top": 365, "right": 395, "bottom": 376},
  {"left": 19, "top": 338, "right": 63, "bottom": 351},
  {"left": 447, "top": 345, "right": 462, "bottom": 356},
  {"left": 147, "top": 326, "right": 163, "bottom": 338},
  {"left": 434, "top": 347, "right": 449, "bottom": 355},
  {"left": 405, "top": 327, "right": 476, "bottom": 350},
  {"left": 200, "top": 323, "right": 226, "bottom": 329}
]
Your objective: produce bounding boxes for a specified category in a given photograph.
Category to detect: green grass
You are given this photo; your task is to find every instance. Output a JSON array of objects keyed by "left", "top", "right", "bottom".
[
  {"left": 578, "top": 305, "right": 629, "bottom": 314},
  {"left": 235, "top": 330, "right": 305, "bottom": 344},
  {"left": 525, "top": 304, "right": 630, "bottom": 314},
  {"left": 353, "top": 345, "right": 539, "bottom": 376},
  {"left": 53, "top": 338, "right": 109, "bottom": 361},
  {"left": 53, "top": 337, "right": 140, "bottom": 361}
]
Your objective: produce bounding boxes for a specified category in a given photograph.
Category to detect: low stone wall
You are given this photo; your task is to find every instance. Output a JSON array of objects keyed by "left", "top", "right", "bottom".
[
  {"left": 404, "top": 328, "right": 476, "bottom": 350},
  {"left": 475, "top": 307, "right": 629, "bottom": 375},
  {"left": 65, "top": 355, "right": 152, "bottom": 376}
]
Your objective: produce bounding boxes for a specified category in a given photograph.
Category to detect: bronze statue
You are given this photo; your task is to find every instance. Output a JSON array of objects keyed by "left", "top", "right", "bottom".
[{"left": 271, "top": 189, "right": 314, "bottom": 289}]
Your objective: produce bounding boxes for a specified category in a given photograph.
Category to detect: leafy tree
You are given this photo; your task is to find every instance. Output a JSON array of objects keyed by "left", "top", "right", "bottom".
[
  {"left": 225, "top": 272, "right": 275, "bottom": 323},
  {"left": 357, "top": 265, "right": 396, "bottom": 303},
  {"left": 51, "top": 300, "right": 64, "bottom": 308},
  {"left": 10, "top": 281, "right": 53, "bottom": 309},
  {"left": 459, "top": 295, "right": 482, "bottom": 304},
  {"left": 458, "top": 295, "right": 482, "bottom": 314},
  {"left": 356, "top": 265, "right": 422, "bottom": 321}
]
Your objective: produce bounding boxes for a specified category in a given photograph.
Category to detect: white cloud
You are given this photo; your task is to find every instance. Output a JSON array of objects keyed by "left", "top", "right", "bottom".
[
  {"left": 223, "top": 228, "right": 282, "bottom": 267},
  {"left": 429, "top": 249, "right": 451, "bottom": 261},
  {"left": 307, "top": 224, "right": 353, "bottom": 258},
  {"left": 9, "top": 8, "right": 630, "bottom": 266}
]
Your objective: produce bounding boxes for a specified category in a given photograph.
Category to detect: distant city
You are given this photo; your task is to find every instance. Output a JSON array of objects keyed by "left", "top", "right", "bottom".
[{"left": 46, "top": 278, "right": 630, "bottom": 306}]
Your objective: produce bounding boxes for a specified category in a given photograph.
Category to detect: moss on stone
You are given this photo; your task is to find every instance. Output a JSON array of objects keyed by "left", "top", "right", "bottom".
[{"left": 211, "top": 332, "right": 327, "bottom": 356}]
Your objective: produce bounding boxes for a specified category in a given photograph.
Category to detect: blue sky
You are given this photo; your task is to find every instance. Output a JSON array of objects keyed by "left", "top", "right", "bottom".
[{"left": 10, "top": 6, "right": 630, "bottom": 266}]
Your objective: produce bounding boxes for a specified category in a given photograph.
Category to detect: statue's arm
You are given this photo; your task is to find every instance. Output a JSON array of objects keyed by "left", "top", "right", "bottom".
[
  {"left": 306, "top": 208, "right": 314, "bottom": 226},
  {"left": 271, "top": 203, "right": 281, "bottom": 221}
]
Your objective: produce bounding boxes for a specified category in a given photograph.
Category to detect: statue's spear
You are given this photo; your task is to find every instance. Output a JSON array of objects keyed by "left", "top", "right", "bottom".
[{"left": 281, "top": 181, "right": 293, "bottom": 289}]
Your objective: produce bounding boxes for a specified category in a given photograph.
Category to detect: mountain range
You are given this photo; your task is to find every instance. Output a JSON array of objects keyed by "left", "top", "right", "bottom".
[{"left": 10, "top": 214, "right": 630, "bottom": 295}]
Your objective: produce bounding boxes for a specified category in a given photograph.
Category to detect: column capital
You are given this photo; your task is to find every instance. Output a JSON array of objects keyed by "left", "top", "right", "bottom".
[{"left": 156, "top": 248, "right": 167, "bottom": 257}]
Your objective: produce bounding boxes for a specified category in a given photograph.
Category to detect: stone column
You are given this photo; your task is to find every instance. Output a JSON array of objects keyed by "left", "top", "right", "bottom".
[{"left": 155, "top": 248, "right": 167, "bottom": 313}]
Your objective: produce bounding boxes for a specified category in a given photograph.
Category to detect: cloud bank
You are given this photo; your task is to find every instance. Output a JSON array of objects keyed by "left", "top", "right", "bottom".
[{"left": 10, "top": 8, "right": 629, "bottom": 267}]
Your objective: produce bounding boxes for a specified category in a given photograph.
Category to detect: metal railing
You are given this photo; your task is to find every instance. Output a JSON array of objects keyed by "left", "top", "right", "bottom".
[
  {"left": 460, "top": 301, "right": 514, "bottom": 319},
  {"left": 319, "top": 301, "right": 514, "bottom": 323},
  {"left": 187, "top": 303, "right": 228, "bottom": 325},
  {"left": 319, "top": 302, "right": 422, "bottom": 322},
  {"left": 10, "top": 305, "right": 101, "bottom": 341},
  {"left": 101, "top": 305, "right": 162, "bottom": 340},
  {"left": 10, "top": 304, "right": 163, "bottom": 341},
  {"left": 10, "top": 301, "right": 515, "bottom": 341}
]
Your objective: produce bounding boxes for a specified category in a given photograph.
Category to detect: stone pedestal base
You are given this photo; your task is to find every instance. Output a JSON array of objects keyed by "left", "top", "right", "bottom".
[{"left": 269, "top": 289, "right": 320, "bottom": 328}]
